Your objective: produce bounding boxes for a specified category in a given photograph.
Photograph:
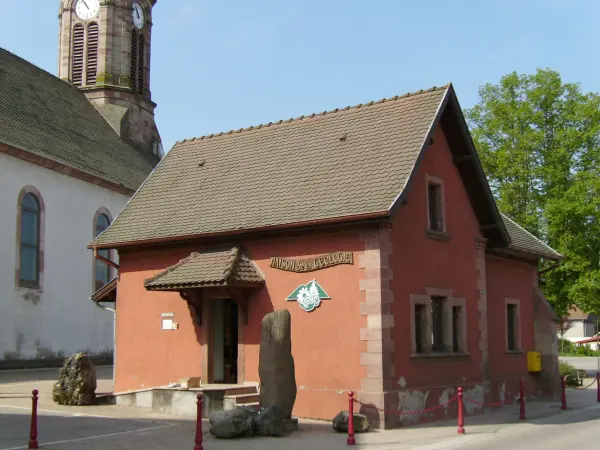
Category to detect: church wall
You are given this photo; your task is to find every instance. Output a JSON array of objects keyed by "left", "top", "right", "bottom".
[{"left": 0, "top": 152, "right": 129, "bottom": 365}]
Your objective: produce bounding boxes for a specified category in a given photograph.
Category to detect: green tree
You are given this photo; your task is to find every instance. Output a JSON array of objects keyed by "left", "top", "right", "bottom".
[{"left": 465, "top": 69, "right": 600, "bottom": 317}]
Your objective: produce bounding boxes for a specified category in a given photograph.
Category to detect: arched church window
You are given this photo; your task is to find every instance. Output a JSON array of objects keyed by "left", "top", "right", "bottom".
[
  {"left": 19, "top": 192, "right": 42, "bottom": 287},
  {"left": 86, "top": 22, "right": 99, "bottom": 85},
  {"left": 94, "top": 212, "right": 112, "bottom": 291},
  {"left": 72, "top": 24, "right": 85, "bottom": 86}
]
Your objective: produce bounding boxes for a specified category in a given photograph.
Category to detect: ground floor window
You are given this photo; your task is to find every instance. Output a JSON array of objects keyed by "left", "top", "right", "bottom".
[
  {"left": 506, "top": 300, "right": 521, "bottom": 352},
  {"left": 411, "top": 292, "right": 466, "bottom": 355}
]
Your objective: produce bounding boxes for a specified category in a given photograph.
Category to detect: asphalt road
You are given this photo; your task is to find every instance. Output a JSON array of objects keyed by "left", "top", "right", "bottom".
[
  {"left": 454, "top": 406, "right": 600, "bottom": 450},
  {"left": 559, "top": 356, "right": 600, "bottom": 375}
]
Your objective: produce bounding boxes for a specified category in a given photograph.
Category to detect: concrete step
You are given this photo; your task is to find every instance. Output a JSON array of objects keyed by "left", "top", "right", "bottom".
[
  {"left": 223, "top": 386, "right": 258, "bottom": 396},
  {"left": 223, "top": 393, "right": 260, "bottom": 410}
]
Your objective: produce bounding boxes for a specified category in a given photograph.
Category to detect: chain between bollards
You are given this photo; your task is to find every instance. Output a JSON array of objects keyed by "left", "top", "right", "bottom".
[
  {"left": 28, "top": 389, "right": 39, "bottom": 449},
  {"left": 347, "top": 391, "right": 356, "bottom": 446},
  {"left": 193, "top": 393, "right": 204, "bottom": 450}
]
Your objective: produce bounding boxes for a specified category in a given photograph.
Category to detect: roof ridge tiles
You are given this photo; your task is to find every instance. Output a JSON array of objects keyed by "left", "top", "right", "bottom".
[{"left": 177, "top": 84, "right": 450, "bottom": 144}]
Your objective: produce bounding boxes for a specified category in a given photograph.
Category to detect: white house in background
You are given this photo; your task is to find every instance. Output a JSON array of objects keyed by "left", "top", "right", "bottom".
[
  {"left": 0, "top": 8, "right": 163, "bottom": 366},
  {"left": 558, "top": 307, "right": 598, "bottom": 350}
]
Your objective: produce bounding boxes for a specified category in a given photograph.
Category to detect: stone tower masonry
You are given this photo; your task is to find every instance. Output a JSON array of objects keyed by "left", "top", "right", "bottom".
[{"left": 58, "top": 0, "right": 162, "bottom": 157}]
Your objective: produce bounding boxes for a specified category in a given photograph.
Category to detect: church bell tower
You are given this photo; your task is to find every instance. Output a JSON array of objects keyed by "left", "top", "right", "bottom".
[{"left": 58, "top": 0, "right": 162, "bottom": 157}]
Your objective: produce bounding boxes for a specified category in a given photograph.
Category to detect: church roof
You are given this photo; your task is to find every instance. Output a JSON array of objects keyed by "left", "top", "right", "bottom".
[
  {"left": 91, "top": 84, "right": 512, "bottom": 249},
  {"left": 0, "top": 47, "right": 158, "bottom": 192}
]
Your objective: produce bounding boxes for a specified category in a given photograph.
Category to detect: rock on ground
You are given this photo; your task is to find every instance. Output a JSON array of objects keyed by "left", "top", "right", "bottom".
[
  {"left": 209, "top": 406, "right": 258, "bottom": 439},
  {"left": 254, "top": 405, "right": 288, "bottom": 437},
  {"left": 258, "top": 310, "right": 297, "bottom": 418},
  {"left": 52, "top": 353, "right": 97, "bottom": 406},
  {"left": 332, "top": 411, "right": 370, "bottom": 433}
]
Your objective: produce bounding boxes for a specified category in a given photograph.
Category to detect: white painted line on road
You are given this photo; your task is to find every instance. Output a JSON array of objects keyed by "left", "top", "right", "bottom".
[
  {"left": 0, "top": 404, "right": 112, "bottom": 418},
  {"left": 0, "top": 423, "right": 177, "bottom": 450},
  {"left": 0, "top": 404, "right": 182, "bottom": 425}
]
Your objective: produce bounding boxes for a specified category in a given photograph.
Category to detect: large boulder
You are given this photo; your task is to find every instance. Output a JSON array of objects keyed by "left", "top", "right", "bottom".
[
  {"left": 52, "top": 353, "right": 97, "bottom": 406},
  {"left": 209, "top": 406, "right": 257, "bottom": 439},
  {"left": 258, "top": 310, "right": 297, "bottom": 418},
  {"left": 332, "top": 411, "right": 370, "bottom": 433},
  {"left": 254, "top": 405, "right": 288, "bottom": 437}
]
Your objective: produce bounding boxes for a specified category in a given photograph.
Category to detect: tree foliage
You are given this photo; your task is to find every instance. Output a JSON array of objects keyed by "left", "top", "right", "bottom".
[{"left": 465, "top": 69, "right": 600, "bottom": 317}]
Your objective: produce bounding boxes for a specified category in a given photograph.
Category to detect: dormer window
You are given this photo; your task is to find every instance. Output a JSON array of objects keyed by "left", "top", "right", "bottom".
[{"left": 426, "top": 176, "right": 445, "bottom": 233}]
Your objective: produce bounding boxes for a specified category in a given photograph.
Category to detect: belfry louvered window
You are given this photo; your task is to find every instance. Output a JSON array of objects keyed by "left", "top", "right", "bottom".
[
  {"left": 130, "top": 29, "right": 146, "bottom": 94},
  {"left": 130, "top": 29, "right": 138, "bottom": 89},
  {"left": 137, "top": 35, "right": 146, "bottom": 94},
  {"left": 86, "top": 23, "right": 99, "bottom": 85},
  {"left": 72, "top": 24, "right": 85, "bottom": 86}
]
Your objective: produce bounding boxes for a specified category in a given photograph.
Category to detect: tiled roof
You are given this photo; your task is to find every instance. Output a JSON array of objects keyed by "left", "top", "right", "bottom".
[
  {"left": 566, "top": 307, "right": 590, "bottom": 321},
  {"left": 0, "top": 47, "right": 157, "bottom": 192},
  {"left": 501, "top": 214, "right": 563, "bottom": 260},
  {"left": 92, "top": 85, "right": 450, "bottom": 247},
  {"left": 144, "top": 247, "right": 264, "bottom": 290}
]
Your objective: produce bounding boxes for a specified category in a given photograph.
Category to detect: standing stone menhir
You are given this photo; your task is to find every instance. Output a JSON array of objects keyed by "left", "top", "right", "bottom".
[
  {"left": 52, "top": 352, "right": 97, "bottom": 406},
  {"left": 259, "top": 309, "right": 297, "bottom": 419}
]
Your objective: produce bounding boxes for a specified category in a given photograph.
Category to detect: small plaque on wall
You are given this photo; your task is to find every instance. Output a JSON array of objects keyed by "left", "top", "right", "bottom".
[{"left": 270, "top": 252, "right": 353, "bottom": 273}]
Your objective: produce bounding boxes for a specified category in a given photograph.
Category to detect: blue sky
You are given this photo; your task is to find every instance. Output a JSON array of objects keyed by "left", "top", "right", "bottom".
[{"left": 1, "top": 0, "right": 599, "bottom": 152}]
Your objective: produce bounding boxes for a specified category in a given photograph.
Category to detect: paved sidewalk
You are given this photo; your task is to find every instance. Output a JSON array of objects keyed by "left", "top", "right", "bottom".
[{"left": 1, "top": 372, "right": 599, "bottom": 449}]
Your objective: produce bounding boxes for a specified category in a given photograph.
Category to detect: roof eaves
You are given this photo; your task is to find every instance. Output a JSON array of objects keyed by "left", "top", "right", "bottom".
[{"left": 90, "top": 210, "right": 391, "bottom": 250}]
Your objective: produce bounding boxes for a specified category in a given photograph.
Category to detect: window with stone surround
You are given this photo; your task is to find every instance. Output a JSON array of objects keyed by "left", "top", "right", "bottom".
[
  {"left": 506, "top": 300, "right": 521, "bottom": 352},
  {"left": 411, "top": 291, "right": 466, "bottom": 356},
  {"left": 426, "top": 175, "right": 445, "bottom": 234},
  {"left": 16, "top": 187, "right": 45, "bottom": 290}
]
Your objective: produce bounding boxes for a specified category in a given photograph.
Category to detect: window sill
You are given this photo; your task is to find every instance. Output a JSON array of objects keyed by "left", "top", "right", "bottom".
[
  {"left": 411, "top": 352, "right": 470, "bottom": 361},
  {"left": 426, "top": 230, "right": 451, "bottom": 242},
  {"left": 505, "top": 350, "right": 524, "bottom": 355},
  {"left": 18, "top": 282, "right": 41, "bottom": 290}
]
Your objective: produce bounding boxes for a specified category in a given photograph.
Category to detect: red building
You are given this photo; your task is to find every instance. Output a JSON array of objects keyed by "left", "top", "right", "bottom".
[{"left": 90, "top": 85, "right": 562, "bottom": 428}]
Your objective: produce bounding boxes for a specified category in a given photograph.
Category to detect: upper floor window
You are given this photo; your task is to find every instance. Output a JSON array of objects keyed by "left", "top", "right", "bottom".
[
  {"left": 94, "top": 213, "right": 111, "bottom": 291},
  {"left": 72, "top": 24, "right": 85, "bottom": 86},
  {"left": 19, "top": 192, "right": 42, "bottom": 288},
  {"left": 72, "top": 22, "right": 98, "bottom": 86},
  {"left": 427, "top": 178, "right": 445, "bottom": 233}
]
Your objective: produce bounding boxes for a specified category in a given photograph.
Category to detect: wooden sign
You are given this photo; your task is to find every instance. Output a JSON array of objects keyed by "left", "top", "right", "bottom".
[{"left": 270, "top": 252, "right": 353, "bottom": 273}]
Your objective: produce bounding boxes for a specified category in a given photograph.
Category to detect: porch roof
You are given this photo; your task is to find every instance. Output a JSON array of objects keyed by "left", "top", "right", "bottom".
[
  {"left": 91, "top": 277, "right": 118, "bottom": 303},
  {"left": 144, "top": 247, "right": 265, "bottom": 291}
]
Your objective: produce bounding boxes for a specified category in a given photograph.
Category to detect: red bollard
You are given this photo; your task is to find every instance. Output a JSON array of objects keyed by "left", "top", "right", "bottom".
[
  {"left": 596, "top": 372, "right": 600, "bottom": 403},
  {"left": 560, "top": 376, "right": 567, "bottom": 410},
  {"left": 457, "top": 387, "right": 465, "bottom": 434},
  {"left": 193, "top": 393, "right": 203, "bottom": 450},
  {"left": 519, "top": 379, "right": 526, "bottom": 420},
  {"left": 347, "top": 391, "right": 356, "bottom": 446},
  {"left": 28, "top": 389, "right": 39, "bottom": 449}
]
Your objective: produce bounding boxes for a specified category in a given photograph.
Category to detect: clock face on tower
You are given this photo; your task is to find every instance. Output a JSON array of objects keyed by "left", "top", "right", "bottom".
[
  {"left": 132, "top": 3, "right": 145, "bottom": 30},
  {"left": 75, "top": 0, "right": 100, "bottom": 21}
]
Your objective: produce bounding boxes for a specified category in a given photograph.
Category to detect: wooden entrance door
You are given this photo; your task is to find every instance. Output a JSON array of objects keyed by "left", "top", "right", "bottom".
[{"left": 212, "top": 299, "right": 239, "bottom": 384}]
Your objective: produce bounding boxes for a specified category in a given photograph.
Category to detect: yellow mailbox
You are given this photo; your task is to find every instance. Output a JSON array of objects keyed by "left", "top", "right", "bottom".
[{"left": 527, "top": 351, "right": 542, "bottom": 372}]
